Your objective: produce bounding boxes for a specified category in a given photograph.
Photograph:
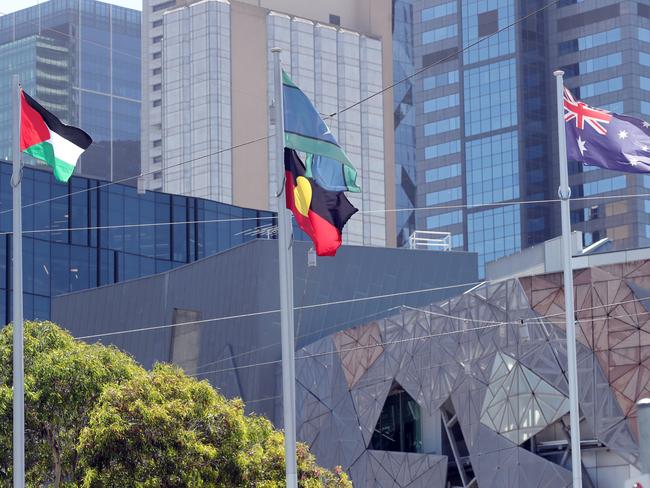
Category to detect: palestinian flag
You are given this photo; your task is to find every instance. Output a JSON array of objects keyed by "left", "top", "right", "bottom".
[
  {"left": 20, "top": 90, "right": 92, "bottom": 183},
  {"left": 285, "top": 148, "right": 357, "bottom": 256}
]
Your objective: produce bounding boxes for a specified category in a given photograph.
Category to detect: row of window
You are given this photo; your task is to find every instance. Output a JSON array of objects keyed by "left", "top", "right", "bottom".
[
  {"left": 426, "top": 186, "right": 462, "bottom": 206},
  {"left": 425, "top": 140, "right": 460, "bottom": 159},
  {"left": 641, "top": 76, "right": 650, "bottom": 91},
  {"left": 582, "top": 175, "right": 626, "bottom": 196},
  {"left": 424, "top": 93, "right": 459, "bottom": 113},
  {"left": 558, "top": 28, "right": 620, "bottom": 55},
  {"left": 424, "top": 116, "right": 460, "bottom": 136},
  {"left": 421, "top": 2, "right": 457, "bottom": 22},
  {"left": 563, "top": 52, "right": 622, "bottom": 78},
  {"left": 640, "top": 27, "right": 650, "bottom": 43},
  {"left": 422, "top": 24, "right": 457, "bottom": 45},
  {"left": 425, "top": 163, "right": 461, "bottom": 183},
  {"left": 426, "top": 210, "right": 462, "bottom": 229},
  {"left": 423, "top": 70, "right": 459, "bottom": 91},
  {"left": 578, "top": 77, "right": 622, "bottom": 98}
]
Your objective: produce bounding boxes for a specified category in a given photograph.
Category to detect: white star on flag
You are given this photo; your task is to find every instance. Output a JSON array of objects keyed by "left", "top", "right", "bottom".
[
  {"left": 577, "top": 136, "right": 587, "bottom": 156},
  {"left": 644, "top": 121, "right": 650, "bottom": 128},
  {"left": 618, "top": 130, "right": 629, "bottom": 140}
]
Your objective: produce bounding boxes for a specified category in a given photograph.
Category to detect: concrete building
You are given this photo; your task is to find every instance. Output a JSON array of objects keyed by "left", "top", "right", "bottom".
[
  {"left": 52, "top": 234, "right": 650, "bottom": 486},
  {"left": 141, "top": 0, "right": 395, "bottom": 247},
  {"left": 52, "top": 239, "right": 479, "bottom": 423},
  {"left": 0, "top": 0, "right": 141, "bottom": 182},
  {"left": 396, "top": 0, "right": 650, "bottom": 276}
]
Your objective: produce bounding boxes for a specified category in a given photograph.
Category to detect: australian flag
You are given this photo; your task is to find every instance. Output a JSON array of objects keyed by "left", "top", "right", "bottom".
[{"left": 565, "top": 87, "right": 650, "bottom": 173}]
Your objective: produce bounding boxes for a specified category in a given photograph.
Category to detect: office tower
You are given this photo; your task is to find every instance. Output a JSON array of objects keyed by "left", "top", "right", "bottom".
[
  {"left": 0, "top": 0, "right": 141, "bottom": 183},
  {"left": 402, "top": 0, "right": 649, "bottom": 275},
  {"left": 142, "top": 0, "right": 395, "bottom": 247}
]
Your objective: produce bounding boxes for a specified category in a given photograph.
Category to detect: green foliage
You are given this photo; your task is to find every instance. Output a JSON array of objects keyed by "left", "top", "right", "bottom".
[
  {"left": 78, "top": 364, "right": 351, "bottom": 488},
  {"left": 0, "top": 322, "right": 351, "bottom": 488},
  {"left": 0, "top": 321, "right": 143, "bottom": 486}
]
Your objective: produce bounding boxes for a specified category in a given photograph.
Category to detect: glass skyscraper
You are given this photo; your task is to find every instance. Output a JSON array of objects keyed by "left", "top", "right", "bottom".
[
  {"left": 0, "top": 0, "right": 141, "bottom": 183},
  {"left": 398, "top": 0, "right": 650, "bottom": 275}
]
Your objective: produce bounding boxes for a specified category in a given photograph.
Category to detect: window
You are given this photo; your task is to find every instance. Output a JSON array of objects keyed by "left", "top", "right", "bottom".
[
  {"left": 425, "top": 163, "right": 461, "bottom": 183},
  {"left": 153, "top": 35, "right": 163, "bottom": 44},
  {"left": 641, "top": 52, "right": 650, "bottom": 67},
  {"left": 583, "top": 176, "right": 626, "bottom": 196},
  {"left": 641, "top": 76, "right": 650, "bottom": 91},
  {"left": 577, "top": 77, "right": 622, "bottom": 98},
  {"left": 422, "top": 24, "right": 457, "bottom": 44},
  {"left": 153, "top": 99, "right": 162, "bottom": 108},
  {"left": 370, "top": 383, "right": 422, "bottom": 453},
  {"left": 423, "top": 70, "right": 458, "bottom": 90},
  {"left": 153, "top": 51, "right": 161, "bottom": 60},
  {"left": 426, "top": 187, "right": 462, "bottom": 205},
  {"left": 153, "top": 139, "right": 162, "bottom": 148},
  {"left": 427, "top": 210, "right": 462, "bottom": 229},
  {"left": 423, "top": 93, "right": 459, "bottom": 113},
  {"left": 152, "top": 19, "right": 163, "bottom": 28},
  {"left": 563, "top": 53, "right": 622, "bottom": 78},
  {"left": 421, "top": 1, "right": 456, "bottom": 21},
  {"left": 425, "top": 140, "right": 460, "bottom": 159},
  {"left": 424, "top": 117, "right": 460, "bottom": 136},
  {"left": 153, "top": 83, "right": 162, "bottom": 91},
  {"left": 478, "top": 10, "right": 498, "bottom": 37},
  {"left": 153, "top": 156, "right": 162, "bottom": 164},
  {"left": 640, "top": 27, "right": 650, "bottom": 43},
  {"left": 557, "top": 4, "right": 619, "bottom": 32},
  {"left": 153, "top": 67, "right": 162, "bottom": 76},
  {"left": 153, "top": 0, "right": 176, "bottom": 12},
  {"left": 154, "top": 171, "right": 163, "bottom": 179},
  {"left": 558, "top": 28, "right": 620, "bottom": 55},
  {"left": 329, "top": 14, "right": 340, "bottom": 26}
]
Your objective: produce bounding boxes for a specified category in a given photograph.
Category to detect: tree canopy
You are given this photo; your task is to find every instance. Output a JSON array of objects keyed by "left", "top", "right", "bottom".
[{"left": 0, "top": 321, "right": 351, "bottom": 488}]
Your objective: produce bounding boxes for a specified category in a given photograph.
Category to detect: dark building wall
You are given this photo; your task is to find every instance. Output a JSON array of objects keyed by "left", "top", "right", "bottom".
[{"left": 52, "top": 239, "right": 478, "bottom": 422}]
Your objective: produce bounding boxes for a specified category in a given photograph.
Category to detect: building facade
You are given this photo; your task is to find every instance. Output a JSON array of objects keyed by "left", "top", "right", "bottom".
[
  {"left": 141, "top": 0, "right": 396, "bottom": 247},
  {"left": 52, "top": 239, "right": 478, "bottom": 431},
  {"left": 0, "top": 0, "right": 141, "bottom": 183},
  {"left": 0, "top": 160, "right": 274, "bottom": 325},
  {"left": 400, "top": 0, "right": 650, "bottom": 275}
]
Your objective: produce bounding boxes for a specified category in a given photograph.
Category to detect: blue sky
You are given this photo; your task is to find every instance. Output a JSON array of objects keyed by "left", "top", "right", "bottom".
[{"left": 1, "top": 0, "right": 142, "bottom": 14}]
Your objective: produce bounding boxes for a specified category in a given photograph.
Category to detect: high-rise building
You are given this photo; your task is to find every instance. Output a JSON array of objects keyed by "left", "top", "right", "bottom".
[
  {"left": 0, "top": 0, "right": 141, "bottom": 183},
  {"left": 399, "top": 0, "right": 650, "bottom": 275},
  {"left": 142, "top": 0, "right": 395, "bottom": 247}
]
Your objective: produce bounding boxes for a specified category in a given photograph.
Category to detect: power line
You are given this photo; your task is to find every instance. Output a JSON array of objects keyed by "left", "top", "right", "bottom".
[
  {"left": 74, "top": 279, "right": 485, "bottom": 340},
  {"left": 191, "top": 297, "right": 650, "bottom": 378},
  {"left": 326, "top": 0, "right": 561, "bottom": 118}
]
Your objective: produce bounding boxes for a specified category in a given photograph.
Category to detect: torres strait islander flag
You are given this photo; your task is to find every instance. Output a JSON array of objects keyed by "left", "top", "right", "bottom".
[
  {"left": 285, "top": 148, "right": 357, "bottom": 256},
  {"left": 20, "top": 91, "right": 92, "bottom": 183}
]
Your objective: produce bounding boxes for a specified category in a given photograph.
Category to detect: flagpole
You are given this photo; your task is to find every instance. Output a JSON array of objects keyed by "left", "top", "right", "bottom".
[
  {"left": 11, "top": 74, "right": 25, "bottom": 488},
  {"left": 272, "top": 47, "right": 298, "bottom": 488},
  {"left": 554, "top": 70, "right": 582, "bottom": 488}
]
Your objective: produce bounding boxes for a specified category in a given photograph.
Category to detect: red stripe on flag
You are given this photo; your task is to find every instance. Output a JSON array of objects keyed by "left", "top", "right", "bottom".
[{"left": 20, "top": 91, "right": 50, "bottom": 151}]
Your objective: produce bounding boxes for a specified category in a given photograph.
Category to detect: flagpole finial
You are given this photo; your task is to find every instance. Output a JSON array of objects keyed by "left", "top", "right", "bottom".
[
  {"left": 553, "top": 70, "right": 565, "bottom": 77},
  {"left": 271, "top": 47, "right": 282, "bottom": 53}
]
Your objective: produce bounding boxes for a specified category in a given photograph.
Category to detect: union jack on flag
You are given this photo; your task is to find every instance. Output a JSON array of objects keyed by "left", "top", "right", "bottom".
[
  {"left": 564, "top": 88, "right": 612, "bottom": 135},
  {"left": 564, "top": 87, "right": 650, "bottom": 173}
]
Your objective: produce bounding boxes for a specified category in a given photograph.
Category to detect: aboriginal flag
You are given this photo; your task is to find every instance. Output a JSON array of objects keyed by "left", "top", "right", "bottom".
[{"left": 285, "top": 148, "right": 357, "bottom": 256}]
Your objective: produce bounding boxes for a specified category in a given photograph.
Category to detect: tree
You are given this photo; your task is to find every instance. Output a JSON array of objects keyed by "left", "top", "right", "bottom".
[
  {"left": 0, "top": 322, "right": 351, "bottom": 487},
  {"left": 0, "top": 321, "right": 143, "bottom": 487},
  {"left": 78, "top": 364, "right": 351, "bottom": 488}
]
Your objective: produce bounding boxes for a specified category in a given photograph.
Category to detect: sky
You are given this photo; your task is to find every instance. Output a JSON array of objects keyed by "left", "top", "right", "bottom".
[{"left": 1, "top": 0, "right": 142, "bottom": 14}]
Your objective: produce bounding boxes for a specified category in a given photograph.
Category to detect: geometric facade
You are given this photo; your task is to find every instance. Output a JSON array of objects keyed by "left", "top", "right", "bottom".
[
  {"left": 296, "top": 262, "right": 648, "bottom": 486},
  {"left": 480, "top": 352, "right": 570, "bottom": 445}
]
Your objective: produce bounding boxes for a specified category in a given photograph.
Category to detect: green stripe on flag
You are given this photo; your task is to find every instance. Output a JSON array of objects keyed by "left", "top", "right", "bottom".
[
  {"left": 24, "top": 142, "right": 76, "bottom": 183},
  {"left": 284, "top": 132, "right": 360, "bottom": 192}
]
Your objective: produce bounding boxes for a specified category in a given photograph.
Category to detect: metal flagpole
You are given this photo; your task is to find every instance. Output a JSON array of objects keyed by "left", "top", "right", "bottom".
[
  {"left": 11, "top": 74, "right": 25, "bottom": 488},
  {"left": 553, "top": 70, "right": 582, "bottom": 488},
  {"left": 271, "top": 47, "right": 298, "bottom": 488}
]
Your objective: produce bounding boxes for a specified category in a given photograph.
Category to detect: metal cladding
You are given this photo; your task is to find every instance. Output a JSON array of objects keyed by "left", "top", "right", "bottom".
[{"left": 297, "top": 265, "right": 648, "bottom": 487}]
